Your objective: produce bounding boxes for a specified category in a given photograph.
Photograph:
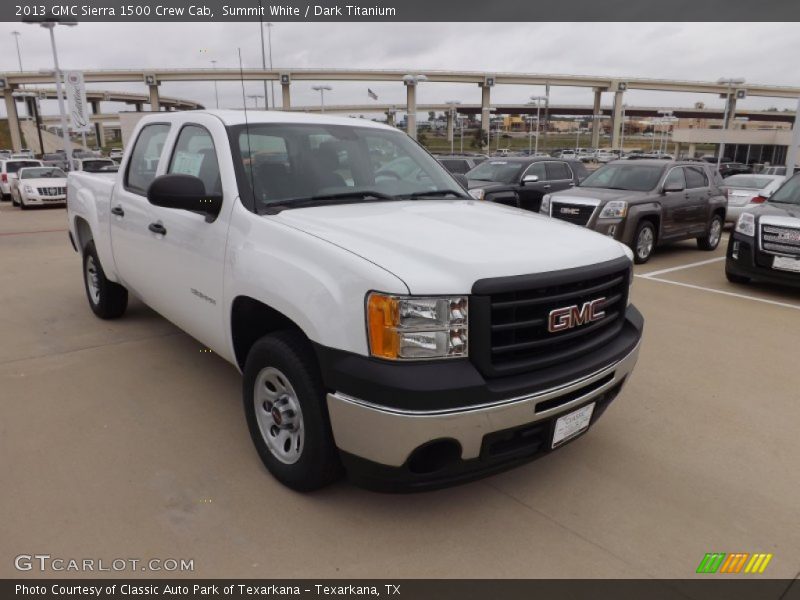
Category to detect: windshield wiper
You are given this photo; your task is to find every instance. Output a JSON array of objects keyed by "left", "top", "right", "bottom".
[
  {"left": 401, "top": 189, "right": 469, "bottom": 199},
  {"left": 261, "top": 190, "right": 397, "bottom": 214}
]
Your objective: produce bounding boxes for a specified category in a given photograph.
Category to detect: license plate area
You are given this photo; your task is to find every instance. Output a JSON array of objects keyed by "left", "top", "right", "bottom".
[
  {"left": 772, "top": 255, "right": 800, "bottom": 272},
  {"left": 551, "top": 403, "right": 595, "bottom": 449}
]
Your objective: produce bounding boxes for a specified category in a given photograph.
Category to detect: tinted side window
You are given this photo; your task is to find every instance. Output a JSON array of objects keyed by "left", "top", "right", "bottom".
[
  {"left": 684, "top": 166, "right": 708, "bottom": 189},
  {"left": 545, "top": 161, "right": 571, "bottom": 180},
  {"left": 664, "top": 168, "right": 686, "bottom": 190},
  {"left": 440, "top": 159, "right": 469, "bottom": 174},
  {"left": 125, "top": 124, "right": 170, "bottom": 195},
  {"left": 168, "top": 125, "right": 222, "bottom": 195},
  {"left": 524, "top": 162, "right": 547, "bottom": 180}
]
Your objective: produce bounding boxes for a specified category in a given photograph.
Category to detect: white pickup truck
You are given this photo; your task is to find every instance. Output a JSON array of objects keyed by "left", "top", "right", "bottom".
[{"left": 67, "top": 110, "right": 643, "bottom": 492}]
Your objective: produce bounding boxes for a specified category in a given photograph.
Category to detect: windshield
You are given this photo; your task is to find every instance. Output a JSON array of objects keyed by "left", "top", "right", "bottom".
[
  {"left": 7, "top": 161, "right": 41, "bottom": 174},
  {"left": 768, "top": 174, "right": 800, "bottom": 206},
  {"left": 724, "top": 175, "right": 775, "bottom": 189},
  {"left": 229, "top": 123, "right": 466, "bottom": 212},
  {"left": 21, "top": 167, "right": 65, "bottom": 179},
  {"left": 466, "top": 160, "right": 524, "bottom": 183},
  {"left": 580, "top": 163, "right": 664, "bottom": 191}
]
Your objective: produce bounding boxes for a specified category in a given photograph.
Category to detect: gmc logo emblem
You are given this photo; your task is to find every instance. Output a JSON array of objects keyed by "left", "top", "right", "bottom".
[
  {"left": 548, "top": 298, "right": 606, "bottom": 333},
  {"left": 560, "top": 207, "right": 580, "bottom": 215}
]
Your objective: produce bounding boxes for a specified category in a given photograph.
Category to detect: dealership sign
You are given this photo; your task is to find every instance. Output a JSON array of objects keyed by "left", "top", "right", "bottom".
[{"left": 65, "top": 71, "right": 92, "bottom": 133}]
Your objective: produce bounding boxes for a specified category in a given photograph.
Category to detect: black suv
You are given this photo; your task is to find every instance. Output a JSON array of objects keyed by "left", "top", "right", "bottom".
[{"left": 465, "top": 157, "right": 588, "bottom": 212}]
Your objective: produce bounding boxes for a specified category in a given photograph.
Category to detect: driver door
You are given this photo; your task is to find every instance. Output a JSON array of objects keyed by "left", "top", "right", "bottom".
[{"left": 517, "top": 161, "right": 548, "bottom": 211}]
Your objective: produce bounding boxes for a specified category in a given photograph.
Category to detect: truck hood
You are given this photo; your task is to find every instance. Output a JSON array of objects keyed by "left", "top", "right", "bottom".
[
  {"left": 551, "top": 187, "right": 650, "bottom": 204},
  {"left": 273, "top": 199, "right": 630, "bottom": 294},
  {"left": 750, "top": 202, "right": 800, "bottom": 220}
]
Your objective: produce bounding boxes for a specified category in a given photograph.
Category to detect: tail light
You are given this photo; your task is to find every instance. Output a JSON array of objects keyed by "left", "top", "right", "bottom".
[
  {"left": 1, "top": 174, "right": 6, "bottom": 183},
  {"left": 750, "top": 195, "right": 767, "bottom": 204}
]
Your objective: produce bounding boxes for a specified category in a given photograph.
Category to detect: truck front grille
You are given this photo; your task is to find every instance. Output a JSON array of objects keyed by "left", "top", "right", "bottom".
[
  {"left": 37, "top": 186, "right": 66, "bottom": 196},
  {"left": 470, "top": 258, "right": 631, "bottom": 378},
  {"left": 550, "top": 202, "right": 595, "bottom": 226},
  {"left": 761, "top": 224, "right": 800, "bottom": 257}
]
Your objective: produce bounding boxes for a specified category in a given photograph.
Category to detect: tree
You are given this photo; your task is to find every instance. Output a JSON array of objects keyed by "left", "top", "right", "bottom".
[{"left": 428, "top": 111, "right": 436, "bottom": 123}]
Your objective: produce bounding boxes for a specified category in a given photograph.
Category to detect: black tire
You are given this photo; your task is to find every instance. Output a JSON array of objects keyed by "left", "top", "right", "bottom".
[
  {"left": 725, "top": 267, "right": 750, "bottom": 285},
  {"left": 631, "top": 220, "right": 656, "bottom": 264},
  {"left": 697, "top": 214, "right": 724, "bottom": 251},
  {"left": 82, "top": 240, "right": 128, "bottom": 319},
  {"left": 243, "top": 330, "right": 342, "bottom": 491},
  {"left": 11, "top": 193, "right": 19, "bottom": 207}
]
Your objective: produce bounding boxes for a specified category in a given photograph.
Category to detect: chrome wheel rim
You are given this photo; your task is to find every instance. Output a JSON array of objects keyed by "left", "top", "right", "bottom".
[
  {"left": 85, "top": 256, "right": 101, "bottom": 305},
  {"left": 709, "top": 219, "right": 722, "bottom": 247},
  {"left": 254, "top": 366, "right": 304, "bottom": 465},
  {"left": 636, "top": 227, "right": 654, "bottom": 260}
]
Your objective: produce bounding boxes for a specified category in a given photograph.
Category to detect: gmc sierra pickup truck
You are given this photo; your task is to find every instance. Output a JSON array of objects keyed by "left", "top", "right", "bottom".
[{"left": 67, "top": 111, "right": 643, "bottom": 492}]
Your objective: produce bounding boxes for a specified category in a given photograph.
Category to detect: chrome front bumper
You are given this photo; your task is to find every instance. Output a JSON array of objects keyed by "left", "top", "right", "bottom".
[{"left": 327, "top": 341, "right": 641, "bottom": 468}]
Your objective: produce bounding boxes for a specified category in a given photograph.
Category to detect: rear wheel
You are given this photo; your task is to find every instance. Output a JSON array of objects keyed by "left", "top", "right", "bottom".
[
  {"left": 243, "top": 330, "right": 342, "bottom": 491},
  {"left": 82, "top": 240, "right": 128, "bottom": 319},
  {"left": 631, "top": 220, "right": 656, "bottom": 264},
  {"left": 698, "top": 214, "right": 723, "bottom": 251}
]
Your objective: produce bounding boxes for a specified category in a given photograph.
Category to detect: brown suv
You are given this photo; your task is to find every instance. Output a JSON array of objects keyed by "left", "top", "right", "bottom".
[{"left": 541, "top": 159, "right": 727, "bottom": 263}]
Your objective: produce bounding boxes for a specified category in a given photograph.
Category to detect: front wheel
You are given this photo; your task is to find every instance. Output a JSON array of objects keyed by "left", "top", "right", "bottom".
[
  {"left": 631, "top": 220, "right": 656, "bottom": 264},
  {"left": 243, "top": 330, "right": 342, "bottom": 491},
  {"left": 82, "top": 240, "right": 128, "bottom": 319},
  {"left": 697, "top": 215, "right": 723, "bottom": 251}
]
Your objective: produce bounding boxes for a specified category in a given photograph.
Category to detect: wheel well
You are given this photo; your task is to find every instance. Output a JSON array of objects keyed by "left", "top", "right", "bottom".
[
  {"left": 637, "top": 214, "right": 660, "bottom": 240},
  {"left": 74, "top": 217, "right": 93, "bottom": 253},
  {"left": 712, "top": 207, "right": 726, "bottom": 221},
  {"left": 231, "top": 297, "right": 304, "bottom": 370}
]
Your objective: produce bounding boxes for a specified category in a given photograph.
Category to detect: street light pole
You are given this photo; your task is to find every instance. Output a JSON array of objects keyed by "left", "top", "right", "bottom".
[
  {"left": 620, "top": 104, "right": 627, "bottom": 152},
  {"left": 257, "top": 0, "right": 269, "bottom": 107},
  {"left": 266, "top": 23, "right": 275, "bottom": 109},
  {"left": 39, "top": 21, "right": 75, "bottom": 159},
  {"left": 11, "top": 31, "right": 23, "bottom": 72},
  {"left": 312, "top": 85, "right": 331, "bottom": 112},
  {"left": 210, "top": 60, "right": 219, "bottom": 109}
]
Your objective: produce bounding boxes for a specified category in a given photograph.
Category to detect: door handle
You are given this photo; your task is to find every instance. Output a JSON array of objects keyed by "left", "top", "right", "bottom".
[
  {"left": 543, "top": 184, "right": 551, "bottom": 190},
  {"left": 148, "top": 222, "right": 167, "bottom": 236},
  {"left": 111, "top": 205, "right": 124, "bottom": 217}
]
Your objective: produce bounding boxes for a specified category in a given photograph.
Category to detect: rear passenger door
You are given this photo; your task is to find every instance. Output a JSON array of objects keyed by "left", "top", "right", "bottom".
[
  {"left": 659, "top": 166, "right": 690, "bottom": 238},
  {"left": 110, "top": 122, "right": 171, "bottom": 304},
  {"left": 683, "top": 166, "right": 712, "bottom": 234},
  {"left": 545, "top": 161, "right": 576, "bottom": 194}
]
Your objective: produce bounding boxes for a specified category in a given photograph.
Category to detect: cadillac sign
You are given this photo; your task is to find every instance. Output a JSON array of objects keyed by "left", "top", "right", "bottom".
[{"left": 65, "top": 71, "right": 91, "bottom": 133}]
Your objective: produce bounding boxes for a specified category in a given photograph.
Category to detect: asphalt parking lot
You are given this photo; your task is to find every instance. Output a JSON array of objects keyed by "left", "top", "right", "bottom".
[{"left": 1, "top": 203, "right": 798, "bottom": 586}]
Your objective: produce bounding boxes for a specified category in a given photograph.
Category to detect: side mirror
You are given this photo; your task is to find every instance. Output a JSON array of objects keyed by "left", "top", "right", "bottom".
[
  {"left": 452, "top": 173, "right": 469, "bottom": 189},
  {"left": 522, "top": 174, "right": 539, "bottom": 184},
  {"left": 147, "top": 174, "right": 222, "bottom": 222}
]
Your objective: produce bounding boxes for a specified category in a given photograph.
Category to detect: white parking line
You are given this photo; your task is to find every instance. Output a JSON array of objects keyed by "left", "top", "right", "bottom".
[
  {"left": 636, "top": 276, "right": 800, "bottom": 311},
  {"left": 637, "top": 257, "right": 725, "bottom": 278}
]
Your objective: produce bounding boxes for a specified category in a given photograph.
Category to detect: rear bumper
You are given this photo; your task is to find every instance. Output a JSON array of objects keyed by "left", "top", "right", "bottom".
[
  {"left": 726, "top": 232, "right": 800, "bottom": 288},
  {"left": 324, "top": 312, "right": 642, "bottom": 491}
]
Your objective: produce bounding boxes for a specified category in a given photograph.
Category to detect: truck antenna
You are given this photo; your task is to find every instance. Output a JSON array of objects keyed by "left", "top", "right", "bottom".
[{"left": 238, "top": 47, "right": 256, "bottom": 209}]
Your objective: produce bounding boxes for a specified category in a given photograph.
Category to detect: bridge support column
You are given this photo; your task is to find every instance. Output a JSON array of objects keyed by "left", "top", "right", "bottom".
[
  {"left": 4, "top": 87, "right": 22, "bottom": 152},
  {"left": 590, "top": 88, "right": 602, "bottom": 149},
  {"left": 725, "top": 94, "right": 737, "bottom": 129},
  {"left": 134, "top": 102, "right": 143, "bottom": 112},
  {"left": 405, "top": 82, "right": 417, "bottom": 140},
  {"left": 281, "top": 82, "right": 291, "bottom": 110},
  {"left": 148, "top": 84, "right": 161, "bottom": 111},
  {"left": 481, "top": 85, "right": 491, "bottom": 150},
  {"left": 687, "top": 143, "right": 697, "bottom": 158},
  {"left": 385, "top": 110, "right": 396, "bottom": 126},
  {"left": 91, "top": 100, "right": 105, "bottom": 147},
  {"left": 610, "top": 90, "right": 624, "bottom": 150}
]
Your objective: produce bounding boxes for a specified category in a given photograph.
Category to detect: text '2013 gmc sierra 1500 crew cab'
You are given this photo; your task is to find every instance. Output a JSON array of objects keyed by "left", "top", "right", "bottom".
[{"left": 67, "top": 111, "right": 643, "bottom": 492}]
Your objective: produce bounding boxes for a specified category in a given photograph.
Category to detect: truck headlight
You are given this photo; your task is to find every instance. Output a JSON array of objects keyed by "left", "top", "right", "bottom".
[
  {"left": 468, "top": 188, "right": 485, "bottom": 201},
  {"left": 599, "top": 200, "right": 627, "bottom": 219},
  {"left": 540, "top": 194, "right": 552, "bottom": 215},
  {"left": 367, "top": 293, "right": 468, "bottom": 360},
  {"left": 735, "top": 212, "right": 755, "bottom": 236}
]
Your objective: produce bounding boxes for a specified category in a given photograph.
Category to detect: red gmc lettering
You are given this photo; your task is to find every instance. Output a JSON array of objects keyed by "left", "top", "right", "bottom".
[{"left": 548, "top": 298, "right": 606, "bottom": 332}]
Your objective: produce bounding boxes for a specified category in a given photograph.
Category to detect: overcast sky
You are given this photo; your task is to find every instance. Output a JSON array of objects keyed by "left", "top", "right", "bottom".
[{"left": 1, "top": 22, "right": 798, "bottom": 118}]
